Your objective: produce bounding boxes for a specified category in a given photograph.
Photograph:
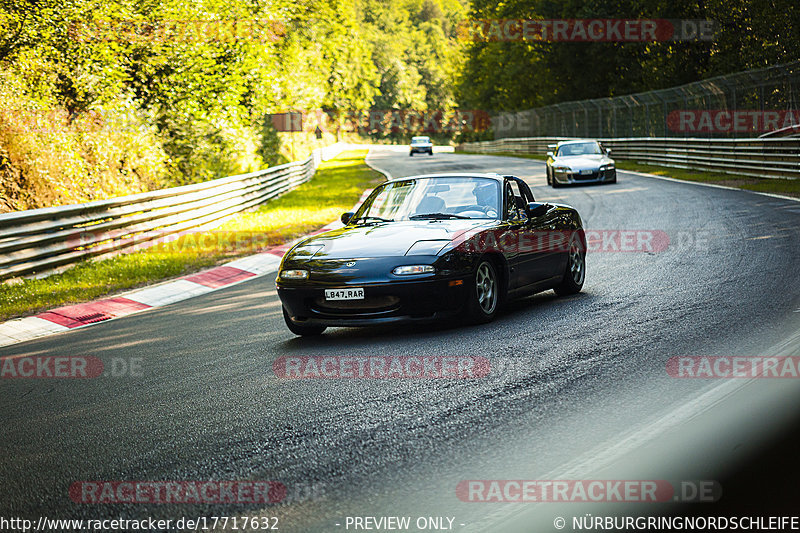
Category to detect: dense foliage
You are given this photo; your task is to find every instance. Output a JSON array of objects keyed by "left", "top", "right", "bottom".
[
  {"left": 0, "top": 0, "right": 467, "bottom": 210},
  {"left": 457, "top": 0, "right": 800, "bottom": 110}
]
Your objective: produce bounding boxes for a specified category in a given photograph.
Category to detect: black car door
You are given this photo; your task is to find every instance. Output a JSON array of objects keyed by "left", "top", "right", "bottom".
[
  {"left": 510, "top": 179, "right": 564, "bottom": 287},
  {"left": 500, "top": 181, "right": 524, "bottom": 291}
]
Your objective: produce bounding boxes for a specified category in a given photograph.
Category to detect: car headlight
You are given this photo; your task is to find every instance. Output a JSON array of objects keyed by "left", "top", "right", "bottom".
[
  {"left": 292, "top": 243, "right": 324, "bottom": 257},
  {"left": 405, "top": 240, "right": 450, "bottom": 256},
  {"left": 600, "top": 164, "right": 615, "bottom": 170},
  {"left": 553, "top": 166, "right": 572, "bottom": 173},
  {"left": 279, "top": 269, "right": 309, "bottom": 280},
  {"left": 392, "top": 265, "right": 436, "bottom": 275}
]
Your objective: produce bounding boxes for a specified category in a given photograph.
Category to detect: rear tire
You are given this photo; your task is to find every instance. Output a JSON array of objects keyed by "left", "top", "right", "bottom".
[
  {"left": 554, "top": 234, "right": 585, "bottom": 296},
  {"left": 465, "top": 260, "right": 500, "bottom": 323},
  {"left": 283, "top": 306, "right": 326, "bottom": 336},
  {"left": 409, "top": 152, "right": 413, "bottom": 157}
]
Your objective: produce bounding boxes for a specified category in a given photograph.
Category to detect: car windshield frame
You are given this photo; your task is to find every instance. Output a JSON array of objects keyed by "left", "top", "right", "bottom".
[
  {"left": 350, "top": 176, "right": 502, "bottom": 223},
  {"left": 557, "top": 141, "right": 603, "bottom": 157}
]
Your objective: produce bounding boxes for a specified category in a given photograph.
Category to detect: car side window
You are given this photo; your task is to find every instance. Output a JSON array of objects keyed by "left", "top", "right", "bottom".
[
  {"left": 511, "top": 177, "right": 535, "bottom": 203},
  {"left": 505, "top": 182, "right": 525, "bottom": 221}
]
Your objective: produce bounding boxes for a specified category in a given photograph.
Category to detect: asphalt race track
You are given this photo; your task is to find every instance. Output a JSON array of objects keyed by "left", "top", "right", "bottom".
[{"left": 2, "top": 147, "right": 800, "bottom": 532}]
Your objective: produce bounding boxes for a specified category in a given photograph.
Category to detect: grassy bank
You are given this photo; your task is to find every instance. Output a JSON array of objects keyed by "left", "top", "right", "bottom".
[
  {"left": 0, "top": 149, "right": 383, "bottom": 322},
  {"left": 456, "top": 150, "right": 800, "bottom": 198}
]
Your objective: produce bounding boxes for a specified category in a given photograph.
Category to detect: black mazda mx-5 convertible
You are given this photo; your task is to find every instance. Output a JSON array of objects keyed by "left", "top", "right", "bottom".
[{"left": 276, "top": 173, "right": 586, "bottom": 335}]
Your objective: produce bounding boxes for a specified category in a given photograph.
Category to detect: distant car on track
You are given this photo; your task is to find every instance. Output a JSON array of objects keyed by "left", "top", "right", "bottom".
[
  {"left": 546, "top": 140, "right": 616, "bottom": 187},
  {"left": 276, "top": 174, "right": 586, "bottom": 335},
  {"left": 409, "top": 136, "right": 433, "bottom": 156}
]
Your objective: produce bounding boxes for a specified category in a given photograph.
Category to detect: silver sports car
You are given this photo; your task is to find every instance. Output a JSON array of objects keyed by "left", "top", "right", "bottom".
[{"left": 545, "top": 140, "right": 616, "bottom": 187}]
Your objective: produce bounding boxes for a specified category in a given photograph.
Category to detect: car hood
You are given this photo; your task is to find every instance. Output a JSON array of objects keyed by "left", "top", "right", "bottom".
[
  {"left": 288, "top": 219, "right": 494, "bottom": 260},
  {"left": 554, "top": 154, "right": 611, "bottom": 170}
]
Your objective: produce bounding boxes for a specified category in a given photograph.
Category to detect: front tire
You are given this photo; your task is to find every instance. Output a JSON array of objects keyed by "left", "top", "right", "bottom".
[
  {"left": 466, "top": 260, "right": 500, "bottom": 323},
  {"left": 550, "top": 169, "right": 563, "bottom": 188},
  {"left": 554, "top": 234, "right": 586, "bottom": 296},
  {"left": 283, "top": 306, "right": 326, "bottom": 336}
]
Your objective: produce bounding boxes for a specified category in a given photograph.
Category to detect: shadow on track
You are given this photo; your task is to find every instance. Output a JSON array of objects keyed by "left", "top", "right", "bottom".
[{"left": 275, "top": 290, "right": 595, "bottom": 350}]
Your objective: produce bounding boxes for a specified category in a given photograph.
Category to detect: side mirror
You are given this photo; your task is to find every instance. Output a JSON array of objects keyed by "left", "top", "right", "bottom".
[
  {"left": 546, "top": 151, "right": 554, "bottom": 158},
  {"left": 547, "top": 144, "right": 557, "bottom": 150},
  {"left": 605, "top": 148, "right": 612, "bottom": 155},
  {"left": 341, "top": 212, "right": 354, "bottom": 225},
  {"left": 525, "top": 202, "right": 549, "bottom": 219}
]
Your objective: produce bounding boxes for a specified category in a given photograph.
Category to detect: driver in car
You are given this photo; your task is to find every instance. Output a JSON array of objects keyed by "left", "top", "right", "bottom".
[{"left": 473, "top": 183, "right": 499, "bottom": 216}]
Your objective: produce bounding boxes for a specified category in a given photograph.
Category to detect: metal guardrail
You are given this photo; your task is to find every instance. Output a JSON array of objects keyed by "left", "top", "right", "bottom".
[
  {"left": 0, "top": 143, "right": 349, "bottom": 280},
  {"left": 458, "top": 137, "right": 800, "bottom": 180}
]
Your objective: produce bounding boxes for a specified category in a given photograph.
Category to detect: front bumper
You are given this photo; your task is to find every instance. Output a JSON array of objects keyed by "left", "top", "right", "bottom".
[
  {"left": 410, "top": 146, "right": 433, "bottom": 154},
  {"left": 278, "top": 277, "right": 469, "bottom": 327},
  {"left": 553, "top": 168, "right": 616, "bottom": 185}
]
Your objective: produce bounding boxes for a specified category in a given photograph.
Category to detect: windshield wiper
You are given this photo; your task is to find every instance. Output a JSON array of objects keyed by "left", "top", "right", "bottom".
[
  {"left": 353, "top": 215, "right": 393, "bottom": 224},
  {"left": 409, "top": 212, "right": 470, "bottom": 220}
]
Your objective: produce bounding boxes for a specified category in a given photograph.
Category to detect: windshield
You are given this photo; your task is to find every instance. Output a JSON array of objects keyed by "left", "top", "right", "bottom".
[
  {"left": 557, "top": 141, "right": 603, "bottom": 156},
  {"left": 352, "top": 177, "right": 500, "bottom": 222},
  {"left": 411, "top": 137, "right": 430, "bottom": 144}
]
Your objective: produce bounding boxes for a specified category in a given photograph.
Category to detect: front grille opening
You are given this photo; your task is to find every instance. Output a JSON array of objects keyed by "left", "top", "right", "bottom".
[
  {"left": 312, "top": 295, "right": 401, "bottom": 313},
  {"left": 574, "top": 171, "right": 599, "bottom": 180}
]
